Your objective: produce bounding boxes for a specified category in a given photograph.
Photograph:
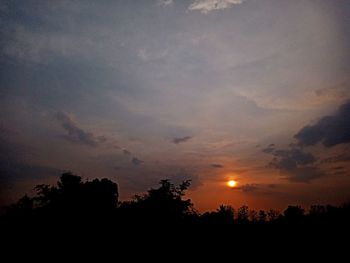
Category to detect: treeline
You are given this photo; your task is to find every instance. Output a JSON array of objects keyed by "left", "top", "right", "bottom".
[
  {"left": 4, "top": 172, "right": 350, "bottom": 225},
  {"left": 2, "top": 171, "right": 350, "bottom": 257}
]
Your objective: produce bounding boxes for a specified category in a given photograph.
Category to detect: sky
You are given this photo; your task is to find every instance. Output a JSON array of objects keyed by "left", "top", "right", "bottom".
[{"left": 1, "top": 0, "right": 350, "bottom": 212}]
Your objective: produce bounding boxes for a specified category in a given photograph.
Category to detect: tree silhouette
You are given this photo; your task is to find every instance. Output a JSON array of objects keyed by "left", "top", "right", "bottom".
[
  {"left": 119, "top": 179, "right": 195, "bottom": 222},
  {"left": 237, "top": 205, "right": 249, "bottom": 222},
  {"left": 309, "top": 205, "right": 326, "bottom": 216},
  {"left": 4, "top": 169, "right": 350, "bottom": 244},
  {"left": 8, "top": 172, "right": 118, "bottom": 218},
  {"left": 267, "top": 209, "right": 280, "bottom": 221},
  {"left": 216, "top": 205, "right": 234, "bottom": 222},
  {"left": 6, "top": 195, "right": 33, "bottom": 217},
  {"left": 283, "top": 206, "right": 304, "bottom": 221},
  {"left": 258, "top": 210, "right": 267, "bottom": 222},
  {"left": 249, "top": 209, "right": 258, "bottom": 222}
]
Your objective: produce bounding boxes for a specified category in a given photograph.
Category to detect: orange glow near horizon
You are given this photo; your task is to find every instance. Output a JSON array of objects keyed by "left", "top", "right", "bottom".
[{"left": 227, "top": 179, "right": 237, "bottom": 188}]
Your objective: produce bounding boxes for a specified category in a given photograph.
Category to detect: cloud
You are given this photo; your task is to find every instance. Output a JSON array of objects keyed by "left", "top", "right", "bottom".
[
  {"left": 55, "top": 113, "right": 143, "bottom": 167},
  {"left": 262, "top": 144, "right": 275, "bottom": 154},
  {"left": 314, "top": 80, "right": 350, "bottom": 102},
  {"left": 0, "top": 161, "right": 61, "bottom": 184},
  {"left": 264, "top": 146, "right": 325, "bottom": 183},
  {"left": 333, "top": 166, "right": 345, "bottom": 171},
  {"left": 263, "top": 101, "right": 350, "bottom": 182},
  {"left": 157, "top": 0, "right": 173, "bottom": 7},
  {"left": 333, "top": 171, "right": 347, "bottom": 176},
  {"left": 0, "top": 135, "right": 61, "bottom": 190},
  {"left": 55, "top": 112, "right": 102, "bottom": 147},
  {"left": 137, "top": 48, "right": 149, "bottom": 61},
  {"left": 330, "top": 166, "right": 347, "bottom": 176},
  {"left": 173, "top": 136, "right": 192, "bottom": 144},
  {"left": 210, "top": 163, "right": 224, "bottom": 168},
  {"left": 97, "top": 136, "right": 107, "bottom": 143},
  {"left": 269, "top": 148, "right": 316, "bottom": 170},
  {"left": 283, "top": 167, "right": 326, "bottom": 183},
  {"left": 188, "top": 0, "right": 244, "bottom": 14},
  {"left": 123, "top": 149, "right": 131, "bottom": 155},
  {"left": 294, "top": 101, "right": 350, "bottom": 147},
  {"left": 237, "top": 184, "right": 258, "bottom": 193},
  {"left": 131, "top": 157, "right": 144, "bottom": 166},
  {"left": 233, "top": 183, "right": 282, "bottom": 194},
  {"left": 321, "top": 151, "right": 350, "bottom": 164}
]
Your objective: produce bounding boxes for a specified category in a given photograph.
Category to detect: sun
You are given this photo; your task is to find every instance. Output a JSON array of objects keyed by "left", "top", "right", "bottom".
[{"left": 227, "top": 180, "right": 237, "bottom": 188}]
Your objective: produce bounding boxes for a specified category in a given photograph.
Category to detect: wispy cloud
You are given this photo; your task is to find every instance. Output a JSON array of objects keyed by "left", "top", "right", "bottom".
[
  {"left": 262, "top": 143, "right": 275, "bottom": 154},
  {"left": 157, "top": 0, "right": 173, "bottom": 7},
  {"left": 188, "top": 0, "right": 245, "bottom": 14},
  {"left": 173, "top": 136, "right": 192, "bottom": 144},
  {"left": 123, "top": 149, "right": 131, "bottom": 155},
  {"left": 210, "top": 163, "right": 224, "bottom": 168},
  {"left": 233, "top": 183, "right": 279, "bottom": 194},
  {"left": 55, "top": 111, "right": 102, "bottom": 147},
  {"left": 321, "top": 151, "right": 350, "bottom": 164},
  {"left": 237, "top": 183, "right": 258, "bottom": 193},
  {"left": 131, "top": 157, "right": 144, "bottom": 166}
]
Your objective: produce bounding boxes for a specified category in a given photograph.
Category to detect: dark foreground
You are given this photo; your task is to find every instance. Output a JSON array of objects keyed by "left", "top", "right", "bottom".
[{"left": 1, "top": 172, "right": 349, "bottom": 258}]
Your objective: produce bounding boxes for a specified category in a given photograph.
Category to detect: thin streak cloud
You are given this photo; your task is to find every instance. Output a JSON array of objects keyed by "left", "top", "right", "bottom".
[{"left": 189, "top": 0, "right": 245, "bottom": 14}]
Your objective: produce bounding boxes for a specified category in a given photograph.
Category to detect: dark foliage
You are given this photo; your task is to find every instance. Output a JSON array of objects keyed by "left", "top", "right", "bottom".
[
  {"left": 1, "top": 172, "right": 350, "bottom": 256},
  {"left": 7, "top": 172, "right": 118, "bottom": 218}
]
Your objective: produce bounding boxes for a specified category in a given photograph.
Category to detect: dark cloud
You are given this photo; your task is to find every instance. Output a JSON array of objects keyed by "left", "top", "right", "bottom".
[
  {"left": 172, "top": 136, "right": 192, "bottom": 144},
  {"left": 264, "top": 146, "right": 324, "bottom": 183},
  {"left": 97, "top": 136, "right": 107, "bottom": 143},
  {"left": 237, "top": 184, "right": 258, "bottom": 193},
  {"left": 283, "top": 167, "right": 325, "bottom": 183},
  {"left": 0, "top": 161, "right": 61, "bottom": 184},
  {"left": 269, "top": 148, "right": 316, "bottom": 170},
  {"left": 294, "top": 101, "right": 350, "bottom": 147},
  {"left": 0, "top": 160, "right": 60, "bottom": 214},
  {"left": 331, "top": 166, "right": 347, "bottom": 176},
  {"left": 123, "top": 149, "right": 131, "bottom": 155},
  {"left": 262, "top": 148, "right": 274, "bottom": 154},
  {"left": 55, "top": 112, "right": 101, "bottom": 147},
  {"left": 285, "top": 167, "right": 325, "bottom": 182},
  {"left": 332, "top": 166, "right": 345, "bottom": 171},
  {"left": 0, "top": 156, "right": 61, "bottom": 209},
  {"left": 0, "top": 135, "right": 31, "bottom": 162},
  {"left": 131, "top": 157, "right": 144, "bottom": 166},
  {"left": 210, "top": 164, "right": 224, "bottom": 168},
  {"left": 261, "top": 143, "right": 276, "bottom": 153},
  {"left": 0, "top": 135, "right": 61, "bottom": 198},
  {"left": 262, "top": 146, "right": 274, "bottom": 154},
  {"left": 233, "top": 183, "right": 280, "bottom": 194},
  {"left": 0, "top": 125, "right": 19, "bottom": 137},
  {"left": 333, "top": 171, "right": 348, "bottom": 176},
  {"left": 268, "top": 101, "right": 350, "bottom": 182},
  {"left": 321, "top": 151, "right": 350, "bottom": 164}
]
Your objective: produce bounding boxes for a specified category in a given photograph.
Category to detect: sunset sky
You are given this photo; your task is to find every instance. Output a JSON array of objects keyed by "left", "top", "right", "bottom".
[{"left": 1, "top": 0, "right": 350, "bottom": 212}]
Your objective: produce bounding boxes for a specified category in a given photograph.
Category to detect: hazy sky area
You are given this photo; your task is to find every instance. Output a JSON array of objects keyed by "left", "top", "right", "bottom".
[{"left": 1, "top": 0, "right": 350, "bottom": 212}]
